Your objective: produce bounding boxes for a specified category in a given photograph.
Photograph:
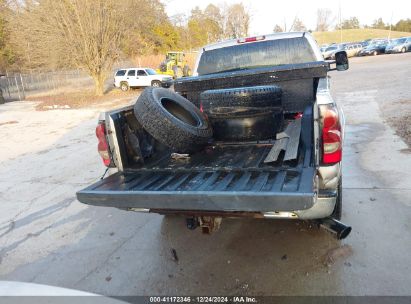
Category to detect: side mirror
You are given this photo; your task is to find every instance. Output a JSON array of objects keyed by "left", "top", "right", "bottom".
[{"left": 335, "top": 51, "right": 349, "bottom": 71}]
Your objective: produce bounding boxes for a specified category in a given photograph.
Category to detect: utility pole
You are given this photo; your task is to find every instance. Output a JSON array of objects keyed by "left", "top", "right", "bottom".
[
  {"left": 388, "top": 12, "right": 393, "bottom": 40},
  {"left": 339, "top": 2, "right": 342, "bottom": 43}
]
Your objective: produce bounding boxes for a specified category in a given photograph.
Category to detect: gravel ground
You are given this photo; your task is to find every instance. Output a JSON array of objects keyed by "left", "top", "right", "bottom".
[{"left": 331, "top": 53, "right": 411, "bottom": 149}]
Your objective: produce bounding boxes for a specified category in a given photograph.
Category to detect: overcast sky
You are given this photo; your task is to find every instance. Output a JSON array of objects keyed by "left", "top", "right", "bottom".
[{"left": 164, "top": 0, "right": 411, "bottom": 35}]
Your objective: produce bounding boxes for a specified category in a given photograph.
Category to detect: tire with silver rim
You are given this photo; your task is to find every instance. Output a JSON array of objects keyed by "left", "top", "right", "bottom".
[
  {"left": 120, "top": 82, "right": 129, "bottom": 92},
  {"left": 151, "top": 80, "right": 161, "bottom": 88}
]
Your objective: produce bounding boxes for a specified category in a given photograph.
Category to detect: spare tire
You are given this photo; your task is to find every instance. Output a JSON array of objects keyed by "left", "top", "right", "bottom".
[
  {"left": 200, "top": 85, "right": 282, "bottom": 112},
  {"left": 210, "top": 110, "right": 283, "bottom": 141},
  {"left": 134, "top": 87, "right": 212, "bottom": 153}
]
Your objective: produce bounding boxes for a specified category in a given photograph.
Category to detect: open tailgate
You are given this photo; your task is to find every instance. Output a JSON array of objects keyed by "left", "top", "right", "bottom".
[{"left": 76, "top": 164, "right": 316, "bottom": 212}]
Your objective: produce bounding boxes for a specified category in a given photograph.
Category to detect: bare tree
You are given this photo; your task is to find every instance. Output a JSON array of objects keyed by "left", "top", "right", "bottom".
[
  {"left": 290, "top": 17, "right": 307, "bottom": 32},
  {"left": 10, "top": 0, "right": 125, "bottom": 95},
  {"left": 273, "top": 24, "right": 284, "bottom": 33},
  {"left": 225, "top": 3, "right": 250, "bottom": 38},
  {"left": 316, "top": 8, "right": 334, "bottom": 32}
]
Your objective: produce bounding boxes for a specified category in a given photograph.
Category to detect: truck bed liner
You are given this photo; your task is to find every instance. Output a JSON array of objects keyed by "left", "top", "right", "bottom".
[{"left": 77, "top": 106, "right": 317, "bottom": 213}]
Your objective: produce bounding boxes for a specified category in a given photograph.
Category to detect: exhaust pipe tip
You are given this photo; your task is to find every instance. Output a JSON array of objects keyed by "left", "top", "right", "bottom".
[
  {"left": 317, "top": 217, "right": 352, "bottom": 240},
  {"left": 336, "top": 225, "right": 352, "bottom": 240}
]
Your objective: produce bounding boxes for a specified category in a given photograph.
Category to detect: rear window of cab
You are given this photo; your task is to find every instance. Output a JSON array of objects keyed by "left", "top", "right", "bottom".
[{"left": 197, "top": 37, "right": 317, "bottom": 75}]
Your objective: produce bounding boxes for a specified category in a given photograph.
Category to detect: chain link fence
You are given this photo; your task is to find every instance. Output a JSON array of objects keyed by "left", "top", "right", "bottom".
[
  {"left": 0, "top": 70, "right": 93, "bottom": 102},
  {"left": 0, "top": 52, "right": 199, "bottom": 103}
]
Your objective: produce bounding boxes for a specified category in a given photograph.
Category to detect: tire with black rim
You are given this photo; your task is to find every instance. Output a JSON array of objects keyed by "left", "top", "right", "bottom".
[
  {"left": 134, "top": 88, "right": 212, "bottom": 152},
  {"left": 331, "top": 178, "right": 342, "bottom": 220},
  {"left": 120, "top": 82, "right": 129, "bottom": 92},
  {"left": 151, "top": 80, "right": 161, "bottom": 88},
  {"left": 200, "top": 86, "right": 282, "bottom": 113}
]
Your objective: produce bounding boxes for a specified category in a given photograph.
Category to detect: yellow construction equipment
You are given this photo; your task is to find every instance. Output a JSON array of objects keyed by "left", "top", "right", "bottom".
[{"left": 156, "top": 51, "right": 191, "bottom": 78}]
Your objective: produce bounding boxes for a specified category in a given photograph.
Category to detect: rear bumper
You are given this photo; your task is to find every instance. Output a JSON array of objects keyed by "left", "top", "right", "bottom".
[
  {"left": 294, "top": 191, "right": 336, "bottom": 219},
  {"left": 77, "top": 188, "right": 335, "bottom": 220}
]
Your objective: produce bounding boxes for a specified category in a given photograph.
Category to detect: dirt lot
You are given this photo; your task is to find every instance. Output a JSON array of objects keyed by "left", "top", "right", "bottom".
[
  {"left": 0, "top": 53, "right": 411, "bottom": 296},
  {"left": 26, "top": 89, "right": 141, "bottom": 111}
]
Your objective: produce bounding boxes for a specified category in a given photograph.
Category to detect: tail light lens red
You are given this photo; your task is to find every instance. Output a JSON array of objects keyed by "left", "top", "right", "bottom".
[
  {"left": 96, "top": 122, "right": 111, "bottom": 167},
  {"left": 237, "top": 35, "right": 266, "bottom": 44},
  {"left": 320, "top": 105, "right": 342, "bottom": 164}
]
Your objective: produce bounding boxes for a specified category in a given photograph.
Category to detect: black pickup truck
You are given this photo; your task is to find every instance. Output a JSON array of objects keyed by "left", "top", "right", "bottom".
[{"left": 77, "top": 32, "right": 351, "bottom": 239}]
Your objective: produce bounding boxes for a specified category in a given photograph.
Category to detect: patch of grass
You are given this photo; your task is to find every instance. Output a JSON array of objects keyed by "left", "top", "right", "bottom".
[
  {"left": 26, "top": 89, "right": 141, "bottom": 111},
  {"left": 313, "top": 29, "right": 411, "bottom": 45}
]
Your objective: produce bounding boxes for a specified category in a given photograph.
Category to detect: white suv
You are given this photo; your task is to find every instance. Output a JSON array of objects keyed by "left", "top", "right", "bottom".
[{"left": 114, "top": 68, "right": 173, "bottom": 91}]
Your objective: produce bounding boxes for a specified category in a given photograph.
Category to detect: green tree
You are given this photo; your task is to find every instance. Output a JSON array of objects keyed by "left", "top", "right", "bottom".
[
  {"left": 185, "top": 5, "right": 224, "bottom": 49},
  {"left": 394, "top": 19, "right": 411, "bottom": 32},
  {"left": 341, "top": 17, "right": 360, "bottom": 29},
  {"left": 0, "top": 0, "right": 15, "bottom": 70},
  {"left": 372, "top": 18, "right": 386, "bottom": 29}
]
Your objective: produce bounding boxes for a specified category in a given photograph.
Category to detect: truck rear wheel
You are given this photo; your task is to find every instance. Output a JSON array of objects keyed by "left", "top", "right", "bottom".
[{"left": 134, "top": 88, "right": 212, "bottom": 153}]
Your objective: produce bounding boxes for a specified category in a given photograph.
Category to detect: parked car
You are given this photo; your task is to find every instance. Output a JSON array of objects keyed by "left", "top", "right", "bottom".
[
  {"left": 344, "top": 43, "right": 363, "bottom": 57},
  {"left": 77, "top": 32, "right": 351, "bottom": 239},
  {"left": 114, "top": 68, "right": 173, "bottom": 91},
  {"left": 385, "top": 37, "right": 411, "bottom": 54},
  {"left": 358, "top": 39, "right": 389, "bottom": 56},
  {"left": 360, "top": 39, "right": 373, "bottom": 47},
  {"left": 322, "top": 44, "right": 343, "bottom": 59}
]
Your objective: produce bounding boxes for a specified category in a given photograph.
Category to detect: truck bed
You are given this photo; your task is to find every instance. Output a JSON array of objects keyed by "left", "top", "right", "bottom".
[{"left": 76, "top": 106, "right": 317, "bottom": 213}]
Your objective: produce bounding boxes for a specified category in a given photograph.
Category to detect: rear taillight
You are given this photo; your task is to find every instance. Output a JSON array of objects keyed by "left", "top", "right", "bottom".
[
  {"left": 320, "top": 105, "right": 342, "bottom": 164},
  {"left": 96, "top": 122, "right": 111, "bottom": 167}
]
